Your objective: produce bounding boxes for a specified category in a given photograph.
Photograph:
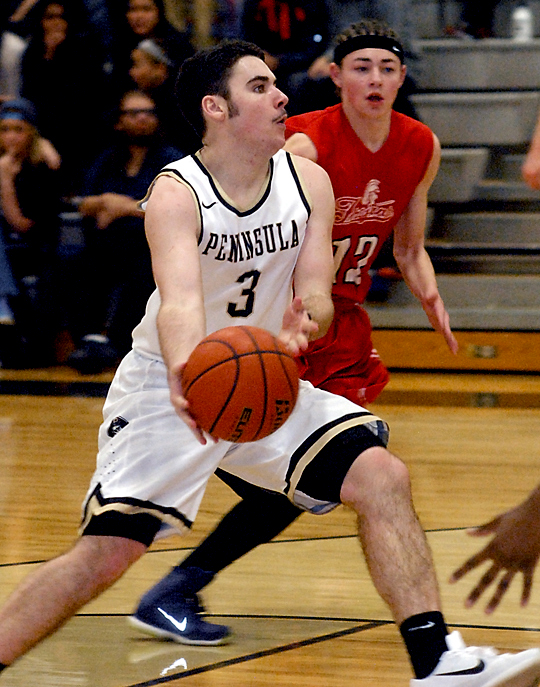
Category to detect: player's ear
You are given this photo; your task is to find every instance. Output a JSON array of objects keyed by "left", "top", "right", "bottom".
[
  {"left": 329, "top": 62, "right": 342, "bottom": 89},
  {"left": 201, "top": 94, "right": 227, "bottom": 123}
]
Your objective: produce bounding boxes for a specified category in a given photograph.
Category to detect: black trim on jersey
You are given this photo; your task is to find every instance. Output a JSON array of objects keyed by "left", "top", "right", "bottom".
[
  {"left": 285, "top": 151, "right": 312, "bottom": 218},
  {"left": 160, "top": 164, "right": 206, "bottom": 246},
  {"left": 80, "top": 483, "right": 193, "bottom": 536},
  {"left": 193, "top": 154, "right": 275, "bottom": 217},
  {"left": 284, "top": 412, "right": 388, "bottom": 499}
]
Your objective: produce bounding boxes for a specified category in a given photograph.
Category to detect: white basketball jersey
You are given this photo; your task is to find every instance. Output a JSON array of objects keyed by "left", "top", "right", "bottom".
[{"left": 132, "top": 149, "right": 312, "bottom": 360}]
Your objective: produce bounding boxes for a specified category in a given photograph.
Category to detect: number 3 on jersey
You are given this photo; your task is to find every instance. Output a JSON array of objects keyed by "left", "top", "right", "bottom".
[
  {"left": 227, "top": 269, "right": 260, "bottom": 317},
  {"left": 333, "top": 235, "right": 379, "bottom": 286}
]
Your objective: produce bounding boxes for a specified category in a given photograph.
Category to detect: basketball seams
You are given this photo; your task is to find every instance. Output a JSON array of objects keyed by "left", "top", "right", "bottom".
[
  {"left": 243, "top": 327, "right": 270, "bottom": 441},
  {"left": 206, "top": 358, "right": 241, "bottom": 435},
  {"left": 183, "top": 325, "right": 299, "bottom": 442}
]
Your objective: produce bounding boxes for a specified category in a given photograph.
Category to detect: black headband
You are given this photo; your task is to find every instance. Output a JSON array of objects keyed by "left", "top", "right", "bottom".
[{"left": 333, "top": 34, "right": 405, "bottom": 65}]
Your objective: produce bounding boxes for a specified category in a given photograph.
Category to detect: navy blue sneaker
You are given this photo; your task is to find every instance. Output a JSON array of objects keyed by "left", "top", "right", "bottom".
[{"left": 128, "top": 567, "right": 231, "bottom": 646}]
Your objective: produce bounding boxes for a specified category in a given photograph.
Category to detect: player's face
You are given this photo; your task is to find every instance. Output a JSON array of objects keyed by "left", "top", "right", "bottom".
[
  {"left": 330, "top": 48, "right": 406, "bottom": 119},
  {"left": 224, "top": 56, "right": 289, "bottom": 153},
  {"left": 0, "top": 119, "right": 34, "bottom": 157}
]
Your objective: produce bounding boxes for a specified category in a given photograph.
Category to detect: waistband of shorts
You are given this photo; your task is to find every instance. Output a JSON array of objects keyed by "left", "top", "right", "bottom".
[{"left": 132, "top": 347, "right": 166, "bottom": 365}]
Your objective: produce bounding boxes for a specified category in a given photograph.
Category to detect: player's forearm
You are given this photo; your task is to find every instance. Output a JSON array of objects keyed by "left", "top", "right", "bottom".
[
  {"left": 157, "top": 301, "right": 205, "bottom": 373},
  {"left": 394, "top": 246, "right": 440, "bottom": 306},
  {"left": 0, "top": 176, "right": 33, "bottom": 233},
  {"left": 301, "top": 292, "right": 334, "bottom": 340}
]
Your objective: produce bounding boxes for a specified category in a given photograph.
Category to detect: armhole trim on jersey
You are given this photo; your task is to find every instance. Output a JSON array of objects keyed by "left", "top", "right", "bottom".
[
  {"left": 139, "top": 167, "right": 204, "bottom": 245},
  {"left": 286, "top": 151, "right": 312, "bottom": 218}
]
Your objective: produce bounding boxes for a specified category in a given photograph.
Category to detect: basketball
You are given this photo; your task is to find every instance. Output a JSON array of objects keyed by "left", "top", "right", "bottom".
[{"left": 182, "top": 326, "right": 299, "bottom": 442}]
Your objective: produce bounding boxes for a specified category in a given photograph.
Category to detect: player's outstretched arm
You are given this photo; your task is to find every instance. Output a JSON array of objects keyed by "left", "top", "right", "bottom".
[
  {"left": 144, "top": 174, "right": 208, "bottom": 443},
  {"left": 282, "top": 154, "right": 335, "bottom": 355},
  {"left": 450, "top": 482, "right": 540, "bottom": 613},
  {"left": 393, "top": 134, "right": 458, "bottom": 355},
  {"left": 523, "top": 114, "right": 540, "bottom": 189}
]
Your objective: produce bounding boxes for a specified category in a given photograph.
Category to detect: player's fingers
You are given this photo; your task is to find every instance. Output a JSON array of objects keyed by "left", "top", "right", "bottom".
[
  {"left": 521, "top": 571, "right": 533, "bottom": 606},
  {"left": 468, "top": 516, "right": 501, "bottom": 536},
  {"left": 445, "top": 329, "right": 459, "bottom": 355},
  {"left": 290, "top": 296, "right": 304, "bottom": 312},
  {"left": 465, "top": 565, "right": 499, "bottom": 607},
  {"left": 450, "top": 551, "right": 488, "bottom": 582},
  {"left": 485, "top": 571, "right": 515, "bottom": 614}
]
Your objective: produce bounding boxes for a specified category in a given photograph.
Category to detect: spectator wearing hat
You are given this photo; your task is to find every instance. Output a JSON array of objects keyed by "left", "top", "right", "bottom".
[{"left": 0, "top": 97, "right": 62, "bottom": 367}]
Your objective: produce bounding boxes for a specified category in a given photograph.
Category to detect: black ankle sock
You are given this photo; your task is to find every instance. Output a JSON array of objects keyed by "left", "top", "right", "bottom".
[
  {"left": 400, "top": 611, "right": 448, "bottom": 679},
  {"left": 0, "top": 663, "right": 6, "bottom": 672}
]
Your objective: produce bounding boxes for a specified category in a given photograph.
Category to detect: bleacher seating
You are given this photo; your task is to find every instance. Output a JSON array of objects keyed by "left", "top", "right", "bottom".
[{"left": 365, "top": 1, "right": 540, "bottom": 371}]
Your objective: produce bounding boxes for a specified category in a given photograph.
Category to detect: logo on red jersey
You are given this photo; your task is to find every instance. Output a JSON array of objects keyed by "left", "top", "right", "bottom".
[{"left": 334, "top": 179, "right": 394, "bottom": 225}]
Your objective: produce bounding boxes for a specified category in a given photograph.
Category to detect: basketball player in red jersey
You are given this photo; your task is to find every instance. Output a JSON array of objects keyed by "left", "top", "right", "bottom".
[
  {"left": 285, "top": 19, "right": 457, "bottom": 404},
  {"left": 130, "top": 18, "right": 460, "bottom": 653}
]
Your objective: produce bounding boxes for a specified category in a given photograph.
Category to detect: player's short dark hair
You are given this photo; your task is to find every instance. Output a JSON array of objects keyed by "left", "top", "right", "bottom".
[
  {"left": 334, "top": 19, "right": 403, "bottom": 65},
  {"left": 175, "top": 40, "right": 265, "bottom": 139}
]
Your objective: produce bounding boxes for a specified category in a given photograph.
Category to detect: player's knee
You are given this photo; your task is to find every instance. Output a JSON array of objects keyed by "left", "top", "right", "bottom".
[
  {"left": 76, "top": 535, "right": 147, "bottom": 588},
  {"left": 340, "top": 446, "right": 411, "bottom": 512}
]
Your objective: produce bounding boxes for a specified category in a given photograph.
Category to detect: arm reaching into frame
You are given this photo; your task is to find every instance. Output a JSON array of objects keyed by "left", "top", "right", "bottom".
[{"left": 450, "top": 482, "right": 540, "bottom": 613}]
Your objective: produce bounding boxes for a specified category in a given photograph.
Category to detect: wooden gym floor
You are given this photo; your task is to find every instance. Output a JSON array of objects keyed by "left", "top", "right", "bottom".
[{"left": 1, "top": 365, "right": 540, "bottom": 685}]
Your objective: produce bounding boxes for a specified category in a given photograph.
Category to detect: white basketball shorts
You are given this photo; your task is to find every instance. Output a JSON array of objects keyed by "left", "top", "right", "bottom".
[{"left": 80, "top": 350, "right": 389, "bottom": 541}]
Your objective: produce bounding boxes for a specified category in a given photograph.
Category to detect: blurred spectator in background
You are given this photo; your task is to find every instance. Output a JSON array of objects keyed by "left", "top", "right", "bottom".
[
  {"left": 460, "top": 1, "right": 501, "bottom": 38},
  {"left": 66, "top": 90, "right": 185, "bottom": 374},
  {"left": 0, "top": 97, "right": 62, "bottom": 367},
  {"left": 112, "top": 0, "right": 194, "bottom": 92},
  {"left": 128, "top": 37, "right": 200, "bottom": 152},
  {"left": 240, "top": 0, "right": 330, "bottom": 113},
  {"left": 19, "top": 0, "right": 112, "bottom": 193}
]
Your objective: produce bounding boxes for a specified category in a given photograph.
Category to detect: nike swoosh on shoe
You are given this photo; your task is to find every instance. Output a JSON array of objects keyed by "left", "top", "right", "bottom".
[{"left": 438, "top": 660, "right": 486, "bottom": 676}]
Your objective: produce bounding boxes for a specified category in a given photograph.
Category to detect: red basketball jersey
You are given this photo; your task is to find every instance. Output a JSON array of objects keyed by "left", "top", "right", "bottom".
[{"left": 286, "top": 105, "right": 434, "bottom": 303}]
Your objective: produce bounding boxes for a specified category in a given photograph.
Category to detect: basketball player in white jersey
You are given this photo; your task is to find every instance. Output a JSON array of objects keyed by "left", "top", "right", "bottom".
[{"left": 0, "top": 41, "right": 539, "bottom": 687}]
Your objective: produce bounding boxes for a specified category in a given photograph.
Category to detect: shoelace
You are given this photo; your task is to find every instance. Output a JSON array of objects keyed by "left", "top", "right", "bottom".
[{"left": 177, "top": 593, "right": 206, "bottom": 615}]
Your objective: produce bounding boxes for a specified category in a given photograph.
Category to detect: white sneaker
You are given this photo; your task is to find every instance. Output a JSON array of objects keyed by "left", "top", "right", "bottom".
[{"left": 411, "top": 631, "right": 540, "bottom": 687}]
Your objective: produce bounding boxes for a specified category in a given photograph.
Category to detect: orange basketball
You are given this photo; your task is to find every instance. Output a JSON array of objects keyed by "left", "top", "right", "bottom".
[{"left": 182, "top": 326, "right": 299, "bottom": 442}]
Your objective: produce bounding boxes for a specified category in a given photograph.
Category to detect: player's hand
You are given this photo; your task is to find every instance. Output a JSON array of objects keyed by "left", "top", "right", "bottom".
[
  {"left": 449, "top": 505, "right": 540, "bottom": 613},
  {"left": 522, "top": 152, "right": 540, "bottom": 190},
  {"left": 95, "top": 193, "right": 141, "bottom": 229},
  {"left": 0, "top": 152, "right": 22, "bottom": 177},
  {"left": 279, "top": 296, "right": 319, "bottom": 356},
  {"left": 421, "top": 293, "right": 458, "bottom": 355},
  {"left": 307, "top": 55, "right": 331, "bottom": 79},
  {"left": 168, "top": 363, "right": 208, "bottom": 445}
]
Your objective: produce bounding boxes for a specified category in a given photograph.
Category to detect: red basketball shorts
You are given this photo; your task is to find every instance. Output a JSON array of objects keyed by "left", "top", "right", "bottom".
[{"left": 296, "top": 297, "right": 389, "bottom": 405}]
